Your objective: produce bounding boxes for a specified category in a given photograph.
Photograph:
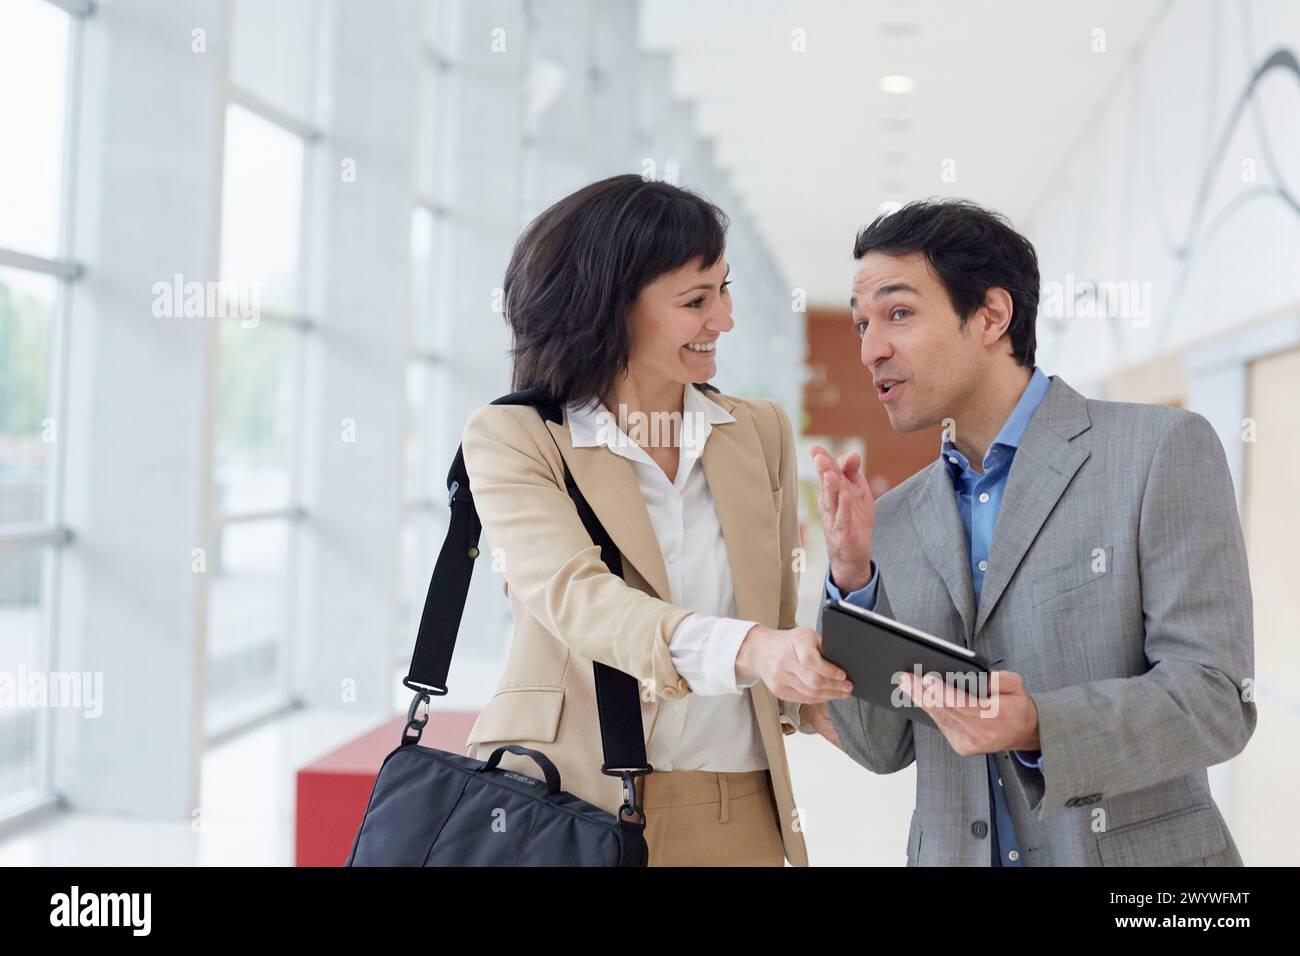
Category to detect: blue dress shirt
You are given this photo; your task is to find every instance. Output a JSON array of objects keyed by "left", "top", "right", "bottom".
[{"left": 826, "top": 366, "right": 1052, "bottom": 866}]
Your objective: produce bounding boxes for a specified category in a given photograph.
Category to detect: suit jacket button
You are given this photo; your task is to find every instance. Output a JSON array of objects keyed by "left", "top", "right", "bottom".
[{"left": 971, "top": 820, "right": 989, "bottom": 839}]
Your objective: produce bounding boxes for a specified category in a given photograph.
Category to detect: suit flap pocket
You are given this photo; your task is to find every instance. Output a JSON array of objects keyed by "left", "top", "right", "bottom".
[
  {"left": 465, "top": 686, "right": 565, "bottom": 746},
  {"left": 1097, "top": 804, "right": 1226, "bottom": 866},
  {"left": 1032, "top": 546, "right": 1112, "bottom": 607}
]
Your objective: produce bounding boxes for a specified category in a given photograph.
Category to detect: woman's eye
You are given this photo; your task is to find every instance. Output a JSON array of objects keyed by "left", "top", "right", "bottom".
[
  {"left": 686, "top": 296, "right": 705, "bottom": 309},
  {"left": 854, "top": 320, "right": 868, "bottom": 336},
  {"left": 720, "top": 280, "right": 732, "bottom": 294}
]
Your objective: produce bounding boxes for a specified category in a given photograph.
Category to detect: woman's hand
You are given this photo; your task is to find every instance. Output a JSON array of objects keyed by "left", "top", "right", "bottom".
[
  {"left": 735, "top": 625, "right": 853, "bottom": 705},
  {"left": 810, "top": 444, "right": 876, "bottom": 592}
]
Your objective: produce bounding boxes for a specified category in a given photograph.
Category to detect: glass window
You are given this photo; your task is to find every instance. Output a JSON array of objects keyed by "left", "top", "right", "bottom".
[
  {"left": 205, "top": 518, "right": 291, "bottom": 729},
  {"left": 404, "top": 361, "right": 434, "bottom": 504},
  {"left": 0, "top": 547, "right": 54, "bottom": 803},
  {"left": 219, "top": 104, "right": 305, "bottom": 315},
  {"left": 0, "top": 268, "right": 58, "bottom": 526},
  {"left": 410, "top": 206, "right": 435, "bottom": 351},
  {"left": 0, "top": 0, "right": 70, "bottom": 258},
  {"left": 214, "top": 321, "right": 296, "bottom": 515},
  {"left": 230, "top": 0, "right": 313, "bottom": 123},
  {"left": 415, "top": 61, "right": 449, "bottom": 202}
]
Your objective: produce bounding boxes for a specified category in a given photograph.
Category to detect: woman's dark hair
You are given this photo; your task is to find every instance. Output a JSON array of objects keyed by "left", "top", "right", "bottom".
[
  {"left": 852, "top": 198, "right": 1039, "bottom": 367},
  {"left": 503, "top": 173, "right": 729, "bottom": 407}
]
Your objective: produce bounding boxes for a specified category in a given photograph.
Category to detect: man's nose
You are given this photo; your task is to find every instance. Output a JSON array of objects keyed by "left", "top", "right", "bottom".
[{"left": 860, "top": 320, "right": 890, "bottom": 367}]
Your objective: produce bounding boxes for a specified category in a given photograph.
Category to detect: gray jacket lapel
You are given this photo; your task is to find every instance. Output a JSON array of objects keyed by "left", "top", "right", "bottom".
[
  {"left": 975, "top": 376, "right": 1093, "bottom": 634},
  {"left": 908, "top": 461, "right": 977, "bottom": 644}
]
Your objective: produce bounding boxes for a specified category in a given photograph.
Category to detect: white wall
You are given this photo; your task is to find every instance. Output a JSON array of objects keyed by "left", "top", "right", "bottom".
[{"left": 1024, "top": 0, "right": 1300, "bottom": 865}]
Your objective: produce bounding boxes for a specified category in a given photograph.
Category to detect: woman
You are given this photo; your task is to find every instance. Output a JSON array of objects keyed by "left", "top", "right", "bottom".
[{"left": 461, "top": 174, "right": 850, "bottom": 867}]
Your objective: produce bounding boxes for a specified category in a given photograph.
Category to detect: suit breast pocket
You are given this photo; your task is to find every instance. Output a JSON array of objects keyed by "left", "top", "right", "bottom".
[{"left": 1031, "top": 546, "right": 1113, "bottom": 609}]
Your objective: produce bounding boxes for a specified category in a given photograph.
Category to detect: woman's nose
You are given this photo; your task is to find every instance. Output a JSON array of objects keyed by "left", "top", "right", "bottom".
[{"left": 706, "top": 299, "right": 735, "bottom": 332}]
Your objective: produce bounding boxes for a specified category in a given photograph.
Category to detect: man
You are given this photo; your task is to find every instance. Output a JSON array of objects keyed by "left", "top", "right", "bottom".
[{"left": 803, "top": 198, "right": 1256, "bottom": 866}]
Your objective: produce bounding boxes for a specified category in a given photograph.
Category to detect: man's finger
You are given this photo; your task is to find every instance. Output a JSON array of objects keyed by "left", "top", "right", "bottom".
[
  {"left": 821, "top": 469, "right": 841, "bottom": 515},
  {"left": 810, "top": 445, "right": 842, "bottom": 478}
]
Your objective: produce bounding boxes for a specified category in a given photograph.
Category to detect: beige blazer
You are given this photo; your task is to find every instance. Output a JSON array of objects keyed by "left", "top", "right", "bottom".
[{"left": 459, "top": 388, "right": 809, "bottom": 867}]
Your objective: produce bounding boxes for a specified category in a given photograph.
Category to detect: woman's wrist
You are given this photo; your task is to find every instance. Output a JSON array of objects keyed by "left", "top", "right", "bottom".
[{"left": 734, "top": 624, "right": 772, "bottom": 683}]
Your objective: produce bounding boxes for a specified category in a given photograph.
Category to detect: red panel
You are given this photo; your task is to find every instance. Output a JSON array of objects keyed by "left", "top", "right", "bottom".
[
  {"left": 295, "top": 709, "right": 480, "bottom": 867},
  {"left": 804, "top": 307, "right": 942, "bottom": 495}
]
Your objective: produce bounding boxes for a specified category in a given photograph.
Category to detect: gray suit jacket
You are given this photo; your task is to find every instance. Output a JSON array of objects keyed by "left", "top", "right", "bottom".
[{"left": 825, "top": 375, "right": 1256, "bottom": 866}]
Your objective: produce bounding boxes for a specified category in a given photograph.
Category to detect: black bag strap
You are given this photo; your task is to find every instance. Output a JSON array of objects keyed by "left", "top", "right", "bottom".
[{"left": 403, "top": 385, "right": 694, "bottom": 819}]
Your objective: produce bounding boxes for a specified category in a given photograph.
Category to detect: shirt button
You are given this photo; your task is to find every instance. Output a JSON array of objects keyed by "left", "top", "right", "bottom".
[
  {"left": 971, "top": 820, "right": 989, "bottom": 839},
  {"left": 668, "top": 498, "right": 681, "bottom": 512},
  {"left": 978, "top": 560, "right": 988, "bottom": 572},
  {"left": 948, "top": 456, "right": 959, "bottom": 465},
  {"left": 1008, "top": 850, "right": 1020, "bottom": 862},
  {"left": 978, "top": 492, "right": 990, "bottom": 503},
  {"left": 668, "top": 553, "right": 679, "bottom": 564}
]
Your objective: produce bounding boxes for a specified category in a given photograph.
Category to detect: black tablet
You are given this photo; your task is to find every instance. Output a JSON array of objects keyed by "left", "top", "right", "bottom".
[{"left": 820, "top": 599, "right": 992, "bottom": 728}]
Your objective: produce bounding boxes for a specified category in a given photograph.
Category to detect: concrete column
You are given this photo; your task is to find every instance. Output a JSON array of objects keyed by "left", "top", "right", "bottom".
[
  {"left": 56, "top": 0, "right": 224, "bottom": 817},
  {"left": 294, "top": 0, "right": 420, "bottom": 712}
]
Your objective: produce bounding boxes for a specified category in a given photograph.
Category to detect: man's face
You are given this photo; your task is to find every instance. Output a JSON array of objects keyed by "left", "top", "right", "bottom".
[{"left": 849, "top": 251, "right": 985, "bottom": 432}]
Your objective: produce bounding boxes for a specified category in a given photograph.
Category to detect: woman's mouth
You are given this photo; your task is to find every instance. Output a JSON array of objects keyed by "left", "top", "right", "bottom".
[{"left": 683, "top": 341, "right": 716, "bottom": 355}]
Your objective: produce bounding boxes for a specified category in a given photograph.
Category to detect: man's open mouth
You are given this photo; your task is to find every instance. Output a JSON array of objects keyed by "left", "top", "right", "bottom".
[{"left": 877, "top": 378, "right": 903, "bottom": 398}]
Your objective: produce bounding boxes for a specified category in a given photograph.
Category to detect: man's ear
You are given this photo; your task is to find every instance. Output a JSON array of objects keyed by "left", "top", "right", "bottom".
[{"left": 978, "top": 287, "right": 1014, "bottom": 347}]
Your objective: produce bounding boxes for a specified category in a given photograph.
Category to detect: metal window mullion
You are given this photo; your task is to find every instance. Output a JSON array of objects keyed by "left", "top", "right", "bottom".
[
  {"left": 211, "top": 506, "right": 307, "bottom": 529},
  {"left": 0, "top": 525, "right": 72, "bottom": 551},
  {"left": 0, "top": 247, "right": 81, "bottom": 280},
  {"left": 43, "top": 0, "right": 95, "bottom": 18},
  {"left": 218, "top": 308, "right": 315, "bottom": 332},
  {"left": 228, "top": 86, "right": 322, "bottom": 143}
]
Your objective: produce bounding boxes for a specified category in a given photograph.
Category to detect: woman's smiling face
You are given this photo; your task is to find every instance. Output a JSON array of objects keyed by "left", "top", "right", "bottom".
[{"left": 624, "top": 256, "right": 733, "bottom": 388}]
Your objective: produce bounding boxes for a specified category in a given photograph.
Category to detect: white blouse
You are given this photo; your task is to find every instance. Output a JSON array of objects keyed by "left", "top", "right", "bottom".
[{"left": 564, "top": 385, "right": 769, "bottom": 772}]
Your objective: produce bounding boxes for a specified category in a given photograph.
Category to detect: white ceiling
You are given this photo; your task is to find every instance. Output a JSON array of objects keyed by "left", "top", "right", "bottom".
[{"left": 639, "top": 0, "right": 1168, "bottom": 306}]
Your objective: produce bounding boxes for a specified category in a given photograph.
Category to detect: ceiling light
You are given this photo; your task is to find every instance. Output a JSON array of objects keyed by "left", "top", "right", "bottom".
[{"left": 879, "top": 74, "right": 915, "bottom": 94}]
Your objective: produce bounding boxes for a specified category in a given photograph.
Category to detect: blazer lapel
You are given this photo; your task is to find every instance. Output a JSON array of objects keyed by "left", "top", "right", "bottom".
[
  {"left": 543, "top": 418, "right": 672, "bottom": 602},
  {"left": 908, "top": 461, "right": 978, "bottom": 644},
  {"left": 698, "top": 400, "right": 782, "bottom": 627},
  {"left": 697, "top": 396, "right": 787, "bottom": 813},
  {"left": 974, "top": 377, "right": 1092, "bottom": 634}
]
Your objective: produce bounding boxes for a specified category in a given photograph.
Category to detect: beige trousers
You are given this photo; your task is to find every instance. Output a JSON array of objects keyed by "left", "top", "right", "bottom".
[{"left": 633, "top": 768, "right": 786, "bottom": 867}]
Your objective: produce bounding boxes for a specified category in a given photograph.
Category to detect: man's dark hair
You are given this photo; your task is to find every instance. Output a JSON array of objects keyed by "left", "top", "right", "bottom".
[
  {"left": 852, "top": 198, "right": 1038, "bottom": 367},
  {"left": 503, "top": 173, "right": 729, "bottom": 407}
]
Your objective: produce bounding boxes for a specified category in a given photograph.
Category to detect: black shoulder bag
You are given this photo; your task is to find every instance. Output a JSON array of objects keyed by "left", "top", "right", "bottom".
[{"left": 345, "top": 387, "right": 653, "bottom": 866}]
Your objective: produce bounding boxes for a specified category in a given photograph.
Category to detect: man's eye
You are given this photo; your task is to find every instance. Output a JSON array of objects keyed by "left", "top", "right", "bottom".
[
  {"left": 890, "top": 307, "right": 911, "bottom": 321},
  {"left": 854, "top": 320, "right": 868, "bottom": 336}
]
